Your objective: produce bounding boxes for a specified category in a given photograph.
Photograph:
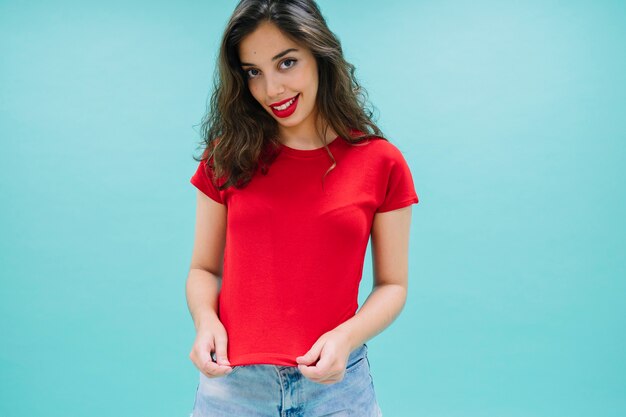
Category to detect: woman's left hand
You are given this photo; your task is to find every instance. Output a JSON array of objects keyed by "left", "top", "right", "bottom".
[{"left": 296, "top": 328, "right": 354, "bottom": 384}]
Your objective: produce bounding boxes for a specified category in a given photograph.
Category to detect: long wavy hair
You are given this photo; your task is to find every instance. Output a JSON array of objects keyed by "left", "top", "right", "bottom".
[{"left": 193, "top": 0, "right": 388, "bottom": 191}]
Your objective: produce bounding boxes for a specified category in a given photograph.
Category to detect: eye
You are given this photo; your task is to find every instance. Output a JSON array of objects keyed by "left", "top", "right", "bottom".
[
  {"left": 245, "top": 68, "right": 260, "bottom": 79},
  {"left": 244, "top": 58, "right": 297, "bottom": 80},
  {"left": 280, "top": 58, "right": 297, "bottom": 69}
]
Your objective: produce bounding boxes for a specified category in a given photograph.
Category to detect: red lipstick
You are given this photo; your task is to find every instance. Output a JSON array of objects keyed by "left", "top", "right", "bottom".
[
  {"left": 269, "top": 94, "right": 298, "bottom": 107},
  {"left": 269, "top": 93, "right": 299, "bottom": 118}
]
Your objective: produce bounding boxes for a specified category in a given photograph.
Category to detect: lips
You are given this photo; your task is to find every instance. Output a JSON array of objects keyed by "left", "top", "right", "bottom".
[
  {"left": 269, "top": 94, "right": 299, "bottom": 108},
  {"left": 269, "top": 93, "right": 299, "bottom": 118}
]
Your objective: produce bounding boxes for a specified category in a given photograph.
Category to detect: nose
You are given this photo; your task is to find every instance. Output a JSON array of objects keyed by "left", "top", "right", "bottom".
[{"left": 265, "top": 73, "right": 285, "bottom": 102}]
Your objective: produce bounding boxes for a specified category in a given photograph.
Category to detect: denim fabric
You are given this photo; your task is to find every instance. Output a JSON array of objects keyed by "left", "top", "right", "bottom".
[{"left": 190, "top": 343, "right": 383, "bottom": 417}]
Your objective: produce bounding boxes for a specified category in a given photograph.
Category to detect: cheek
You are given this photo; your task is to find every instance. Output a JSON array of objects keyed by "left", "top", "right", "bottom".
[
  {"left": 304, "top": 79, "right": 318, "bottom": 106},
  {"left": 302, "top": 71, "right": 318, "bottom": 97},
  {"left": 248, "top": 84, "right": 264, "bottom": 105}
]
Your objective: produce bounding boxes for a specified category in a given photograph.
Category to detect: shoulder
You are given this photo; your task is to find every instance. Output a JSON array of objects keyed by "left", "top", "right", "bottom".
[
  {"left": 194, "top": 153, "right": 228, "bottom": 188},
  {"left": 347, "top": 135, "right": 410, "bottom": 166},
  {"left": 368, "top": 137, "right": 405, "bottom": 155}
]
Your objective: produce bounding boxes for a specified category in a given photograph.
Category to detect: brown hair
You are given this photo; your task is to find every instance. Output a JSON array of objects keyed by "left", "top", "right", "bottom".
[{"left": 193, "top": 0, "right": 388, "bottom": 190}]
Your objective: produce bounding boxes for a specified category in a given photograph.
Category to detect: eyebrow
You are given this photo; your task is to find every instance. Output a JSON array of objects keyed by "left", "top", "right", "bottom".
[{"left": 240, "top": 48, "right": 299, "bottom": 67}]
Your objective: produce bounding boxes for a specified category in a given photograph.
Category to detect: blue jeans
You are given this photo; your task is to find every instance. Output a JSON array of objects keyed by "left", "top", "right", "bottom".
[{"left": 190, "top": 343, "right": 383, "bottom": 416}]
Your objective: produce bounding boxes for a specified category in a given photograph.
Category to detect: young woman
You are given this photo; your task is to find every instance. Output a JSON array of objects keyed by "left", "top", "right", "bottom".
[{"left": 186, "top": 1, "right": 419, "bottom": 415}]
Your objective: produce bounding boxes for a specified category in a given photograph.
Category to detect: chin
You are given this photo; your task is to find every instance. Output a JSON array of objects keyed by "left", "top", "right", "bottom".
[
  {"left": 276, "top": 119, "right": 298, "bottom": 127},
  {"left": 276, "top": 114, "right": 302, "bottom": 125}
]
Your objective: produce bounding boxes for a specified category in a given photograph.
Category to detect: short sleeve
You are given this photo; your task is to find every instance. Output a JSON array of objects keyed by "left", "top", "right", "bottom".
[
  {"left": 190, "top": 159, "right": 225, "bottom": 205},
  {"left": 376, "top": 147, "right": 419, "bottom": 213}
]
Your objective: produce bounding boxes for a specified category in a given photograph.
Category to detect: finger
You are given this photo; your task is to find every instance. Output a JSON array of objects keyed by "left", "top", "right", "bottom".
[
  {"left": 298, "top": 361, "right": 324, "bottom": 381},
  {"left": 189, "top": 343, "right": 212, "bottom": 373},
  {"left": 214, "top": 333, "right": 231, "bottom": 367},
  {"left": 301, "top": 353, "right": 342, "bottom": 383},
  {"left": 196, "top": 342, "right": 213, "bottom": 369},
  {"left": 203, "top": 356, "right": 233, "bottom": 377},
  {"left": 200, "top": 340, "right": 231, "bottom": 377},
  {"left": 296, "top": 342, "right": 323, "bottom": 365},
  {"left": 299, "top": 365, "right": 339, "bottom": 384},
  {"left": 313, "top": 350, "right": 333, "bottom": 373}
]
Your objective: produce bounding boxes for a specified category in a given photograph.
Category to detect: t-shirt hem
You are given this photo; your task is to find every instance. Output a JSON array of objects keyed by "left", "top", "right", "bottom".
[{"left": 230, "top": 352, "right": 299, "bottom": 367}]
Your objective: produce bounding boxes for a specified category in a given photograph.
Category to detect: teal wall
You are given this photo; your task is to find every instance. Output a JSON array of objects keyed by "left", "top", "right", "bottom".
[{"left": 1, "top": 1, "right": 624, "bottom": 416}]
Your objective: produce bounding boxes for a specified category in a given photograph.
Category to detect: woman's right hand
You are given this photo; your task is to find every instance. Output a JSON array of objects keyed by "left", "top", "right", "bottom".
[{"left": 189, "top": 316, "right": 234, "bottom": 378}]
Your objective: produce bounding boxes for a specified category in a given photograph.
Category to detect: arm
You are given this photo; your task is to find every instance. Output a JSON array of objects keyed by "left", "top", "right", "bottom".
[
  {"left": 186, "top": 269, "right": 221, "bottom": 331},
  {"left": 334, "top": 205, "right": 413, "bottom": 351},
  {"left": 296, "top": 205, "right": 413, "bottom": 383},
  {"left": 186, "top": 190, "right": 236, "bottom": 376},
  {"left": 185, "top": 190, "right": 227, "bottom": 331}
]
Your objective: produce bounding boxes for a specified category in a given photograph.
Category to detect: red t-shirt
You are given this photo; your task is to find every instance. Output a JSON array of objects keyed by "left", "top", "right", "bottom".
[{"left": 190, "top": 133, "right": 419, "bottom": 366}]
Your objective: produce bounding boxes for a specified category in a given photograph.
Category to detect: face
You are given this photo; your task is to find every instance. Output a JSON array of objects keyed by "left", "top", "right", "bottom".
[{"left": 238, "top": 21, "right": 320, "bottom": 133}]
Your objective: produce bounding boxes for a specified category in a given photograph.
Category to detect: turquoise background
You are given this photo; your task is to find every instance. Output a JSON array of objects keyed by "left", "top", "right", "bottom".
[{"left": 1, "top": 0, "right": 624, "bottom": 416}]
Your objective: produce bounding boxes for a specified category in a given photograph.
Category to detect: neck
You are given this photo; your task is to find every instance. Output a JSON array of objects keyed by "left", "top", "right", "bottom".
[{"left": 278, "top": 116, "right": 337, "bottom": 149}]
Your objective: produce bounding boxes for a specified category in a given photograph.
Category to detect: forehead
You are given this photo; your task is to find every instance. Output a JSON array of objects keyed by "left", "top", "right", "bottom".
[{"left": 238, "top": 21, "right": 301, "bottom": 63}]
